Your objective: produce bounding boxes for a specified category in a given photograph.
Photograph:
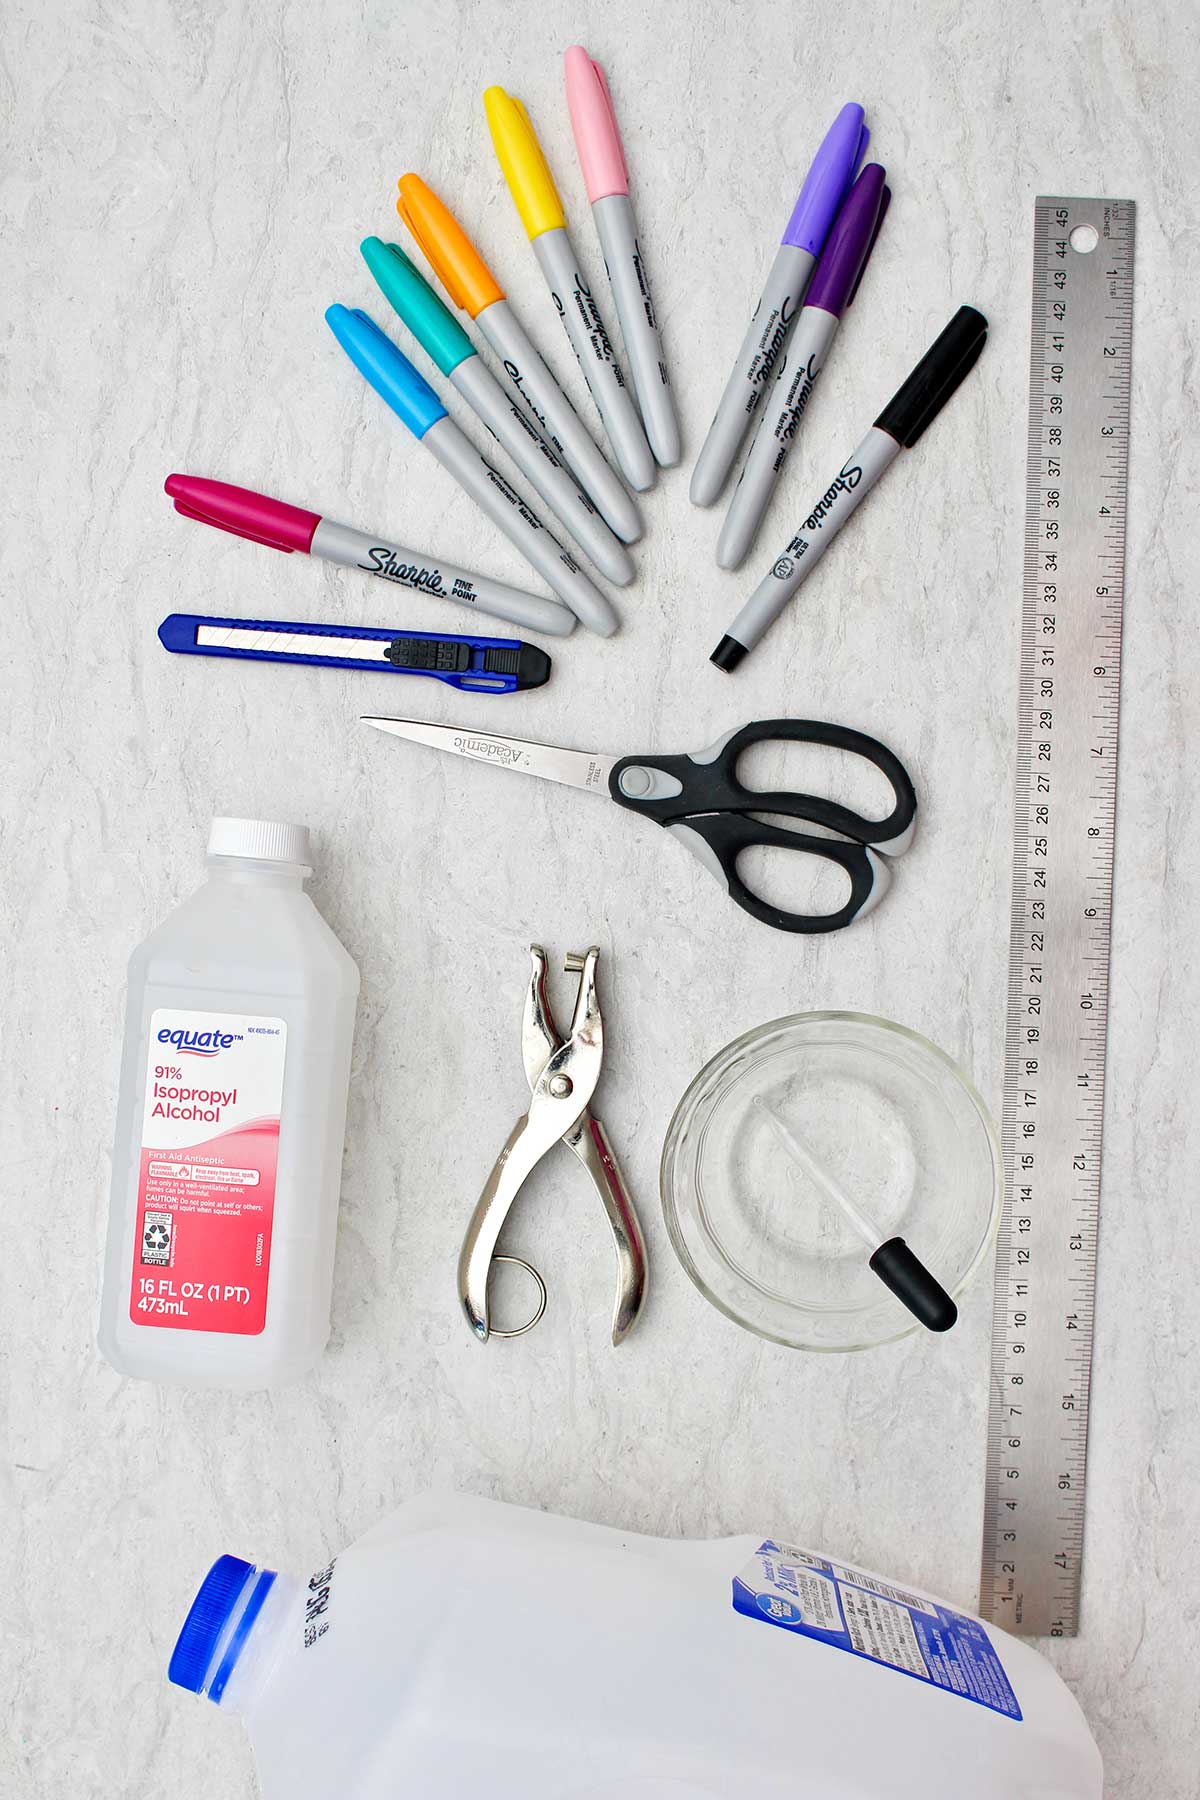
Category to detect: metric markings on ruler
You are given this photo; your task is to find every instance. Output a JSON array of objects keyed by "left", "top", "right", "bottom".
[{"left": 980, "top": 198, "right": 1134, "bottom": 1639}]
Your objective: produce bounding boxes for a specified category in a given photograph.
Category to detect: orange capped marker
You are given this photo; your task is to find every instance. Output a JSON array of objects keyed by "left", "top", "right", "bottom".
[{"left": 398, "top": 173, "right": 642, "bottom": 545}]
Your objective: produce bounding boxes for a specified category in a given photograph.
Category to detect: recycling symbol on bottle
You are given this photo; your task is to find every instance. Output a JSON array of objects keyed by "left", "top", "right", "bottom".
[{"left": 144, "top": 1221, "right": 171, "bottom": 1251}]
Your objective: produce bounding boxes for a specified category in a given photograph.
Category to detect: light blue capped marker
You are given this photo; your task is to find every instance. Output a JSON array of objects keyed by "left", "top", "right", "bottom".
[
  {"left": 326, "top": 302, "right": 447, "bottom": 434},
  {"left": 360, "top": 240, "right": 634, "bottom": 587},
  {"left": 326, "top": 303, "right": 619, "bottom": 636}
]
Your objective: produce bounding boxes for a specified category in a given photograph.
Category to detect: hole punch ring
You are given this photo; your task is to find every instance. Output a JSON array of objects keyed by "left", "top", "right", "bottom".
[{"left": 485, "top": 1255, "right": 548, "bottom": 1338}]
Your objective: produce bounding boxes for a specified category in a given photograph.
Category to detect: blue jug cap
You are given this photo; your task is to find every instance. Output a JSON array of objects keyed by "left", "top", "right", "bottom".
[{"left": 168, "top": 1555, "right": 276, "bottom": 1702}]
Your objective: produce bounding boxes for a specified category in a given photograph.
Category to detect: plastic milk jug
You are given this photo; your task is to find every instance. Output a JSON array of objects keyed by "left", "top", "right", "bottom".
[
  {"left": 168, "top": 1491, "right": 1103, "bottom": 1797},
  {"left": 99, "top": 818, "right": 359, "bottom": 1389}
]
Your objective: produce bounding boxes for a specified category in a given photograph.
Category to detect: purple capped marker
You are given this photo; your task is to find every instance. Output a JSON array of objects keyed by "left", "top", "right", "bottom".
[
  {"left": 717, "top": 163, "right": 891, "bottom": 569},
  {"left": 690, "top": 102, "right": 867, "bottom": 508}
]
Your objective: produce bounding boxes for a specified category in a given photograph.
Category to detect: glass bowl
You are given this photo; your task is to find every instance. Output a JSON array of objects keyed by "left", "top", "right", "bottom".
[{"left": 660, "top": 1013, "right": 1002, "bottom": 1352}]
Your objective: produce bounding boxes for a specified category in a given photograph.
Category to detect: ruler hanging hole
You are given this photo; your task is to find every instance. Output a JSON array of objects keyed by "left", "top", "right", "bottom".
[{"left": 1069, "top": 224, "right": 1099, "bottom": 254}]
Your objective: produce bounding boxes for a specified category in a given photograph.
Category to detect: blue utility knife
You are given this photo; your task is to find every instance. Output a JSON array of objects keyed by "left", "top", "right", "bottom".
[{"left": 158, "top": 613, "right": 551, "bottom": 693}]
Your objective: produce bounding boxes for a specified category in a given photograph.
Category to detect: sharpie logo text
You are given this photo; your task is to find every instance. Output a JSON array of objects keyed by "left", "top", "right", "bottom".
[
  {"left": 360, "top": 548, "right": 446, "bottom": 594},
  {"left": 570, "top": 273, "right": 624, "bottom": 382},
  {"left": 751, "top": 295, "right": 796, "bottom": 386},
  {"left": 801, "top": 460, "right": 863, "bottom": 534},
  {"left": 778, "top": 356, "right": 821, "bottom": 443},
  {"left": 503, "top": 361, "right": 551, "bottom": 436}
]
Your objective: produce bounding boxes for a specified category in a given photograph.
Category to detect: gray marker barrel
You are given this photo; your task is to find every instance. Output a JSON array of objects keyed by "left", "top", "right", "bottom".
[
  {"left": 532, "top": 226, "right": 656, "bottom": 493},
  {"left": 716, "top": 305, "right": 840, "bottom": 570},
  {"left": 476, "top": 298, "right": 642, "bottom": 544},
  {"left": 450, "top": 355, "right": 634, "bottom": 586},
  {"left": 715, "top": 426, "right": 901, "bottom": 660},
  {"left": 309, "top": 517, "right": 576, "bottom": 638},
  {"left": 423, "top": 416, "right": 619, "bottom": 637},
  {"left": 713, "top": 305, "right": 990, "bottom": 667},
  {"left": 689, "top": 242, "right": 816, "bottom": 507},
  {"left": 592, "top": 194, "right": 680, "bottom": 468}
]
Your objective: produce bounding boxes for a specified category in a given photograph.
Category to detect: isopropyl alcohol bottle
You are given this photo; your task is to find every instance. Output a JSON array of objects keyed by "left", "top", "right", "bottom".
[{"left": 99, "top": 818, "right": 359, "bottom": 1389}]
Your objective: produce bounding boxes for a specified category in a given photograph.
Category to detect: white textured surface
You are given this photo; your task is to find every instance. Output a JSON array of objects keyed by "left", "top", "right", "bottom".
[{"left": 2, "top": 2, "right": 1196, "bottom": 1794}]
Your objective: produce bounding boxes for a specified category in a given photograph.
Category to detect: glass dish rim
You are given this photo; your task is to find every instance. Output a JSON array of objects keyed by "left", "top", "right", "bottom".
[{"left": 659, "top": 1010, "right": 1004, "bottom": 1353}]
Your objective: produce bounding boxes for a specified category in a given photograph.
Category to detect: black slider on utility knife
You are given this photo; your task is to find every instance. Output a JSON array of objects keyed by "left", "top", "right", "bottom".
[{"left": 158, "top": 614, "right": 551, "bottom": 692}]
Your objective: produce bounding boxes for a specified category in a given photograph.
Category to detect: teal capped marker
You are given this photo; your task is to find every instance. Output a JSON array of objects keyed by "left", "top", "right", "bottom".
[
  {"left": 326, "top": 304, "right": 619, "bottom": 635},
  {"left": 361, "top": 237, "right": 475, "bottom": 376},
  {"left": 361, "top": 238, "right": 633, "bottom": 588}
]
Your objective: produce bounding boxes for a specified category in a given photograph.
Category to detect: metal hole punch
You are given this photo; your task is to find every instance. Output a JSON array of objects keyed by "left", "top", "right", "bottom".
[{"left": 457, "top": 945, "right": 648, "bottom": 1345}]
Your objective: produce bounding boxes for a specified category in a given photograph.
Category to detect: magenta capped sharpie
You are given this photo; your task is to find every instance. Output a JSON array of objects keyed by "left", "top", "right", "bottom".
[
  {"left": 711, "top": 307, "right": 989, "bottom": 669},
  {"left": 690, "top": 103, "right": 867, "bottom": 508},
  {"left": 164, "top": 474, "right": 576, "bottom": 638}
]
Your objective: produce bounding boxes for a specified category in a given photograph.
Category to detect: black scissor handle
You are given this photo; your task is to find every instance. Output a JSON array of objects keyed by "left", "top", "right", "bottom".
[
  {"left": 665, "top": 812, "right": 886, "bottom": 934},
  {"left": 609, "top": 719, "right": 917, "bottom": 851}
]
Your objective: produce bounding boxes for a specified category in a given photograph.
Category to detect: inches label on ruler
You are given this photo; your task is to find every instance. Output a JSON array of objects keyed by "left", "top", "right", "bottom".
[{"left": 980, "top": 198, "right": 1134, "bottom": 1638}]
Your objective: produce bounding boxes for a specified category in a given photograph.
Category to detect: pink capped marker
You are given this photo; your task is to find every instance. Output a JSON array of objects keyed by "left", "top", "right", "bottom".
[{"left": 564, "top": 46, "right": 680, "bottom": 468}]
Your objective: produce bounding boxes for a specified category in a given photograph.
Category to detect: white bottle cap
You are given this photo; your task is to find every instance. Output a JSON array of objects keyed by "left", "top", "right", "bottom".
[{"left": 206, "top": 817, "right": 313, "bottom": 867}]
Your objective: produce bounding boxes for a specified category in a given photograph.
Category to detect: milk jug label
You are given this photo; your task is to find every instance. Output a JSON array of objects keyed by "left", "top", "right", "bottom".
[
  {"left": 734, "top": 1541, "right": 1022, "bottom": 1719},
  {"left": 128, "top": 1009, "right": 287, "bottom": 1335}
]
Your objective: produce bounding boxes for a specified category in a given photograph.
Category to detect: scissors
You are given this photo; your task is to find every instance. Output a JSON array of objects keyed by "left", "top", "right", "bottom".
[{"left": 363, "top": 716, "right": 917, "bottom": 934}]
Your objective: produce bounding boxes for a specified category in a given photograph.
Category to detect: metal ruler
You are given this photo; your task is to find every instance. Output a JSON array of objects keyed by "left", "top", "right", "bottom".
[{"left": 979, "top": 197, "right": 1135, "bottom": 1637}]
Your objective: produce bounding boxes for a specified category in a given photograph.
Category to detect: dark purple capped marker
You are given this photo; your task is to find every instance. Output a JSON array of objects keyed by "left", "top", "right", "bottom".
[
  {"left": 806, "top": 163, "right": 891, "bottom": 318},
  {"left": 716, "top": 164, "right": 892, "bottom": 571}
]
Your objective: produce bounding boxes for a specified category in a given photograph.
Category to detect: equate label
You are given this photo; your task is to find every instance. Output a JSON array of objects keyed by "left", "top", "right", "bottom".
[{"left": 129, "top": 1009, "right": 287, "bottom": 1335}]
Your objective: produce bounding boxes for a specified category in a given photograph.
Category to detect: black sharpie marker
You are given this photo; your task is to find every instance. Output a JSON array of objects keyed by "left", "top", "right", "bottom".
[
  {"left": 165, "top": 474, "right": 575, "bottom": 639},
  {"left": 711, "top": 306, "right": 988, "bottom": 671}
]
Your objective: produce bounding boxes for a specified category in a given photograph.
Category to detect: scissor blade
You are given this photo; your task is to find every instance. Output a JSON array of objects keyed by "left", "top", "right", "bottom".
[{"left": 363, "top": 717, "right": 616, "bottom": 795}]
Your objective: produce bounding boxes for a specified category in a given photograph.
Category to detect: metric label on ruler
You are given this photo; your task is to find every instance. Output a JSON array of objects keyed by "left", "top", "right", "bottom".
[{"left": 979, "top": 197, "right": 1134, "bottom": 1638}]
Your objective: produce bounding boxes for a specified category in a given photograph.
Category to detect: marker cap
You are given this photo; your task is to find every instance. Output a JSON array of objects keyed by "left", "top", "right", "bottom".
[
  {"left": 805, "top": 164, "right": 889, "bottom": 319},
  {"left": 564, "top": 46, "right": 629, "bottom": 202},
  {"left": 782, "top": 103, "right": 868, "bottom": 255},
  {"left": 484, "top": 86, "right": 567, "bottom": 239},
  {"left": 396, "top": 174, "right": 505, "bottom": 319},
  {"left": 874, "top": 305, "right": 989, "bottom": 448},
  {"left": 324, "top": 304, "right": 448, "bottom": 440},
  {"left": 710, "top": 634, "right": 748, "bottom": 673},
  {"left": 164, "top": 474, "right": 320, "bottom": 555},
  {"left": 360, "top": 237, "right": 475, "bottom": 378},
  {"left": 843, "top": 181, "right": 891, "bottom": 311}
]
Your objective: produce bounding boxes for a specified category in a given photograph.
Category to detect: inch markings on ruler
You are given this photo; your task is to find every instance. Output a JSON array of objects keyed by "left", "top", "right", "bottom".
[{"left": 979, "top": 197, "right": 1134, "bottom": 1639}]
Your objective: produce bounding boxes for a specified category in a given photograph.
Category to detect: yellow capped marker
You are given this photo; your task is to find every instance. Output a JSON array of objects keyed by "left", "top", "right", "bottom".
[
  {"left": 483, "top": 85, "right": 655, "bottom": 493},
  {"left": 397, "top": 173, "right": 642, "bottom": 544},
  {"left": 483, "top": 88, "right": 566, "bottom": 239}
]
